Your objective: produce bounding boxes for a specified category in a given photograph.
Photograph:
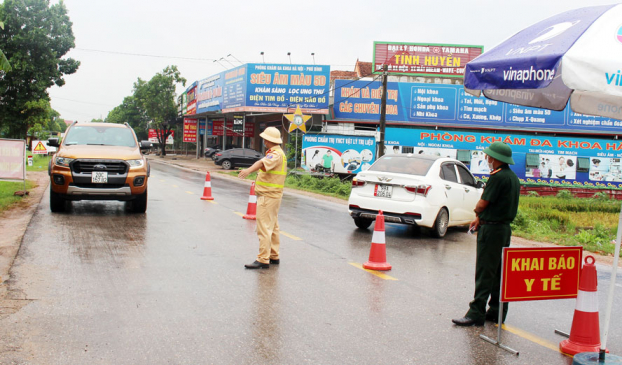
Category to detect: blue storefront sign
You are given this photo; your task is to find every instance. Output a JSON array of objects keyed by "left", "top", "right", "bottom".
[
  {"left": 384, "top": 126, "right": 622, "bottom": 189},
  {"left": 196, "top": 74, "right": 224, "bottom": 114},
  {"left": 221, "top": 63, "right": 330, "bottom": 113},
  {"left": 333, "top": 80, "right": 622, "bottom": 134}
]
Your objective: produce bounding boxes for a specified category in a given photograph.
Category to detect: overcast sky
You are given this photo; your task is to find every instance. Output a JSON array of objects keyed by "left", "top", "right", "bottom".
[{"left": 48, "top": 0, "right": 617, "bottom": 122}]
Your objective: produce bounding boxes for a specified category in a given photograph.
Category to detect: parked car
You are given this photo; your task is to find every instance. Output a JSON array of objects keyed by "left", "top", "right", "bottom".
[
  {"left": 204, "top": 144, "right": 236, "bottom": 158},
  {"left": 213, "top": 148, "right": 263, "bottom": 170},
  {"left": 348, "top": 154, "right": 484, "bottom": 238},
  {"left": 47, "top": 122, "right": 151, "bottom": 213}
]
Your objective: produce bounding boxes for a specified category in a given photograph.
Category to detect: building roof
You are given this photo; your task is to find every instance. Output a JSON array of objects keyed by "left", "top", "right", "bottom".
[
  {"left": 355, "top": 60, "right": 373, "bottom": 78},
  {"left": 330, "top": 70, "right": 357, "bottom": 81}
]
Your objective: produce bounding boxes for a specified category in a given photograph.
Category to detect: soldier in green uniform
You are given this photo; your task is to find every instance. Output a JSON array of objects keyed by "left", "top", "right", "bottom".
[{"left": 453, "top": 142, "right": 521, "bottom": 326}]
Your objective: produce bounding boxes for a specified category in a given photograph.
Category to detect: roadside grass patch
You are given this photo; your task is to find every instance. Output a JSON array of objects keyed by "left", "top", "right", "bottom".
[
  {"left": 0, "top": 180, "right": 36, "bottom": 211},
  {"left": 27, "top": 154, "right": 51, "bottom": 172}
]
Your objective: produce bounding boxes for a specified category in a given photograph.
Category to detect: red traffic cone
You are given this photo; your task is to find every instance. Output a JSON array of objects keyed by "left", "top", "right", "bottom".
[
  {"left": 200, "top": 172, "right": 214, "bottom": 200},
  {"left": 243, "top": 182, "right": 257, "bottom": 220},
  {"left": 560, "top": 256, "right": 608, "bottom": 355},
  {"left": 363, "top": 211, "right": 392, "bottom": 271}
]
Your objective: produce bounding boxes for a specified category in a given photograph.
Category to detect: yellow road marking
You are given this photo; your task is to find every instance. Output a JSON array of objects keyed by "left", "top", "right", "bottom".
[
  {"left": 280, "top": 231, "right": 302, "bottom": 241},
  {"left": 233, "top": 212, "right": 245, "bottom": 217},
  {"left": 207, "top": 200, "right": 218, "bottom": 204},
  {"left": 159, "top": 179, "right": 165, "bottom": 182},
  {"left": 349, "top": 262, "right": 398, "bottom": 281},
  {"left": 499, "top": 323, "right": 570, "bottom": 357},
  {"left": 186, "top": 191, "right": 194, "bottom": 195},
  {"left": 172, "top": 185, "right": 178, "bottom": 188}
]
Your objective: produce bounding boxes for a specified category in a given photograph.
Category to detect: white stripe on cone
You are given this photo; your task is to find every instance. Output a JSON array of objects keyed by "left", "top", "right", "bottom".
[
  {"left": 204, "top": 182, "right": 211, "bottom": 188},
  {"left": 575, "top": 290, "right": 599, "bottom": 313},
  {"left": 248, "top": 195, "right": 257, "bottom": 203},
  {"left": 372, "top": 230, "right": 386, "bottom": 244}
]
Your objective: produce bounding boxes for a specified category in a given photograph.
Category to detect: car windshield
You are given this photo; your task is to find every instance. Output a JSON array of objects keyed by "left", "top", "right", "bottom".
[
  {"left": 64, "top": 126, "right": 136, "bottom": 147},
  {"left": 368, "top": 156, "right": 435, "bottom": 176}
]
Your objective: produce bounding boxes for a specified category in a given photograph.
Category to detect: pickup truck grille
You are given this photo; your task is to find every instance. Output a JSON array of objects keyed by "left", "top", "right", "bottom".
[{"left": 72, "top": 160, "right": 128, "bottom": 174}]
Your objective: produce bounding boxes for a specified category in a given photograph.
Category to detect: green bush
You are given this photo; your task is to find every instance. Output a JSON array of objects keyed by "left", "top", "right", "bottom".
[{"left": 556, "top": 190, "right": 573, "bottom": 199}]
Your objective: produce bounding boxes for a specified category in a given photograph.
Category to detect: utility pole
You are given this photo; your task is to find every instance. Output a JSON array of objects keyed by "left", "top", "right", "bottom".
[{"left": 378, "top": 64, "right": 388, "bottom": 158}]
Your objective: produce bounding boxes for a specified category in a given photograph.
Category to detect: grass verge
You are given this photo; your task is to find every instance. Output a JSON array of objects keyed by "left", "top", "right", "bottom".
[{"left": 0, "top": 154, "right": 49, "bottom": 213}]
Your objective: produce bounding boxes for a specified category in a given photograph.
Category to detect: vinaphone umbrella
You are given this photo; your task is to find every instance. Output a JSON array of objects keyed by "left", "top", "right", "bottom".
[{"left": 464, "top": 4, "right": 621, "bottom": 359}]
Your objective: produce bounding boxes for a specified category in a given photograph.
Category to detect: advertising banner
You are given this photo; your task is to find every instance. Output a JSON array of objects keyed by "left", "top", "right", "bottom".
[
  {"left": 212, "top": 120, "right": 254, "bottom": 137},
  {"left": 186, "top": 82, "right": 197, "bottom": 115},
  {"left": 301, "top": 134, "right": 376, "bottom": 174},
  {"left": 333, "top": 80, "right": 622, "bottom": 134},
  {"left": 199, "top": 118, "right": 206, "bottom": 136},
  {"left": 148, "top": 129, "right": 174, "bottom": 144},
  {"left": 183, "top": 118, "right": 198, "bottom": 142},
  {"left": 0, "top": 139, "right": 25, "bottom": 180},
  {"left": 233, "top": 114, "right": 244, "bottom": 134},
  {"left": 501, "top": 247, "right": 582, "bottom": 302},
  {"left": 373, "top": 42, "right": 483, "bottom": 77},
  {"left": 222, "top": 63, "right": 330, "bottom": 114},
  {"left": 196, "top": 74, "right": 224, "bottom": 114},
  {"left": 383, "top": 126, "right": 622, "bottom": 188}
]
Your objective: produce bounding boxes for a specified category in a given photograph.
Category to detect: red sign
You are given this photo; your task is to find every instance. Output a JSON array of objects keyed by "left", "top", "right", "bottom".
[
  {"left": 183, "top": 118, "right": 198, "bottom": 142},
  {"left": 186, "top": 85, "right": 197, "bottom": 115},
  {"left": 212, "top": 120, "right": 254, "bottom": 137},
  {"left": 373, "top": 42, "right": 483, "bottom": 78},
  {"left": 148, "top": 129, "right": 174, "bottom": 144},
  {"left": 502, "top": 247, "right": 582, "bottom": 302}
]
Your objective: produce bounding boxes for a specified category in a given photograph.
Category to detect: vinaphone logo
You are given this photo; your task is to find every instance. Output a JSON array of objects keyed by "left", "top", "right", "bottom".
[{"left": 606, "top": 70, "right": 622, "bottom": 86}]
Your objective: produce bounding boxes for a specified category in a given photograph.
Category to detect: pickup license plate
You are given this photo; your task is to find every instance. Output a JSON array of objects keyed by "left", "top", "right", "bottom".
[
  {"left": 92, "top": 171, "right": 108, "bottom": 183},
  {"left": 374, "top": 184, "right": 392, "bottom": 198}
]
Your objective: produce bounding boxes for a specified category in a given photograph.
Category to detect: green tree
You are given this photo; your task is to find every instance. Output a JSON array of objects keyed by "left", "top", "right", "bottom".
[
  {"left": 0, "top": 0, "right": 80, "bottom": 139},
  {"left": 106, "top": 95, "right": 149, "bottom": 140},
  {"left": 0, "top": 21, "right": 11, "bottom": 72},
  {"left": 89, "top": 118, "right": 104, "bottom": 123},
  {"left": 133, "top": 66, "right": 186, "bottom": 156}
]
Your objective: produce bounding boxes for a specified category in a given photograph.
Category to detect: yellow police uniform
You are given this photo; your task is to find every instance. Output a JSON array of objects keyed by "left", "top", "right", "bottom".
[{"left": 254, "top": 145, "right": 287, "bottom": 264}]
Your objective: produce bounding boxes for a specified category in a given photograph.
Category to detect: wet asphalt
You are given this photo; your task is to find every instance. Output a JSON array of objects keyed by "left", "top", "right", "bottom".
[{"left": 0, "top": 161, "right": 621, "bottom": 364}]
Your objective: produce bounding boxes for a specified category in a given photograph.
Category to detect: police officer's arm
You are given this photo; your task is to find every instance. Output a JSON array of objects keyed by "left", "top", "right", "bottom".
[{"left": 238, "top": 159, "right": 266, "bottom": 179}]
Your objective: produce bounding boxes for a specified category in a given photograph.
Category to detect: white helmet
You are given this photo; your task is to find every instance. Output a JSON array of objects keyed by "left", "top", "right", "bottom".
[{"left": 260, "top": 127, "right": 282, "bottom": 144}]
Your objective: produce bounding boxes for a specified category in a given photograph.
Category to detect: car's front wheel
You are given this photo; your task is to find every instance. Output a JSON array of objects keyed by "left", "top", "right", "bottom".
[
  {"left": 353, "top": 217, "right": 373, "bottom": 229},
  {"left": 131, "top": 190, "right": 148, "bottom": 213},
  {"left": 430, "top": 208, "right": 449, "bottom": 238},
  {"left": 50, "top": 188, "right": 66, "bottom": 213},
  {"left": 221, "top": 159, "right": 233, "bottom": 170}
]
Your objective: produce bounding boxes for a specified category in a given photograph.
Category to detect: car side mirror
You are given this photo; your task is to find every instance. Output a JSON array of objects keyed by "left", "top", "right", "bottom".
[
  {"left": 48, "top": 138, "right": 60, "bottom": 147},
  {"left": 476, "top": 181, "right": 485, "bottom": 189},
  {"left": 139, "top": 141, "right": 152, "bottom": 150}
]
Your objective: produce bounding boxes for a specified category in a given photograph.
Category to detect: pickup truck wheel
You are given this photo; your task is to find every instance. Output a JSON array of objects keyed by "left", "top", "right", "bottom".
[
  {"left": 50, "top": 188, "right": 66, "bottom": 213},
  {"left": 131, "top": 190, "right": 148, "bottom": 213},
  {"left": 221, "top": 159, "right": 233, "bottom": 170},
  {"left": 353, "top": 217, "right": 373, "bottom": 229}
]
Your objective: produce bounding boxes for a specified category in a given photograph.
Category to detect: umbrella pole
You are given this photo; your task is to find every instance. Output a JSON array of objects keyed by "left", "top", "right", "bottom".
[{"left": 599, "top": 203, "right": 622, "bottom": 360}]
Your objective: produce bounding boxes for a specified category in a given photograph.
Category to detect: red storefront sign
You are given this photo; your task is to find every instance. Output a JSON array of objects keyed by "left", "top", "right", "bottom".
[
  {"left": 373, "top": 42, "right": 483, "bottom": 78},
  {"left": 148, "top": 129, "right": 174, "bottom": 144},
  {"left": 501, "top": 247, "right": 583, "bottom": 302},
  {"left": 212, "top": 120, "right": 254, "bottom": 137},
  {"left": 183, "top": 118, "right": 198, "bottom": 142}
]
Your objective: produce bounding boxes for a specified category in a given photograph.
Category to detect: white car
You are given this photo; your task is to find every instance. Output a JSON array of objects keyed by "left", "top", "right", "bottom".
[{"left": 348, "top": 154, "right": 485, "bottom": 238}]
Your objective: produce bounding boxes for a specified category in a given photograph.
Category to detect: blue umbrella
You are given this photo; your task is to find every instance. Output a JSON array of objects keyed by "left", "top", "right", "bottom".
[{"left": 464, "top": 4, "right": 622, "bottom": 360}]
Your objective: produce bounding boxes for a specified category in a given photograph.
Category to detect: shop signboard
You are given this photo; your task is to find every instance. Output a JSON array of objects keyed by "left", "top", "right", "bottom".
[
  {"left": 301, "top": 134, "right": 376, "bottom": 174},
  {"left": 232, "top": 114, "right": 244, "bottom": 134},
  {"left": 185, "top": 82, "right": 198, "bottom": 115},
  {"left": 222, "top": 63, "right": 330, "bottom": 114},
  {"left": 373, "top": 42, "right": 483, "bottom": 77},
  {"left": 333, "top": 80, "right": 622, "bottom": 134},
  {"left": 183, "top": 118, "right": 198, "bottom": 142},
  {"left": 199, "top": 118, "right": 206, "bottom": 136},
  {"left": 148, "top": 129, "right": 174, "bottom": 144},
  {"left": 383, "top": 126, "right": 622, "bottom": 189},
  {"left": 212, "top": 120, "right": 254, "bottom": 137},
  {"left": 196, "top": 74, "right": 224, "bottom": 114}
]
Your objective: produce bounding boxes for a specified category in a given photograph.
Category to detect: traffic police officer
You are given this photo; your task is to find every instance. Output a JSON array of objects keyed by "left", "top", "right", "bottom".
[
  {"left": 238, "top": 127, "right": 287, "bottom": 269},
  {"left": 453, "top": 141, "right": 520, "bottom": 326}
]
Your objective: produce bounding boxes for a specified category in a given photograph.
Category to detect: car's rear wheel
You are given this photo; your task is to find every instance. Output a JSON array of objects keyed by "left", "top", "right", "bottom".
[
  {"left": 353, "top": 217, "right": 373, "bottom": 229},
  {"left": 430, "top": 208, "right": 449, "bottom": 238},
  {"left": 221, "top": 159, "right": 233, "bottom": 170},
  {"left": 131, "top": 190, "right": 148, "bottom": 213},
  {"left": 50, "top": 188, "right": 66, "bottom": 213}
]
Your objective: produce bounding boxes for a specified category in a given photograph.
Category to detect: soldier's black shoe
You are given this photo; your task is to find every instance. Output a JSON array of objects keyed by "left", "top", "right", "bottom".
[
  {"left": 245, "top": 261, "right": 269, "bottom": 269},
  {"left": 452, "top": 317, "right": 485, "bottom": 326},
  {"left": 269, "top": 259, "right": 280, "bottom": 264}
]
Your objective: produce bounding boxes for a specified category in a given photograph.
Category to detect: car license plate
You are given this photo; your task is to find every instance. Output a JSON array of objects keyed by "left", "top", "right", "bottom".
[
  {"left": 92, "top": 171, "right": 108, "bottom": 183},
  {"left": 374, "top": 184, "right": 392, "bottom": 198}
]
